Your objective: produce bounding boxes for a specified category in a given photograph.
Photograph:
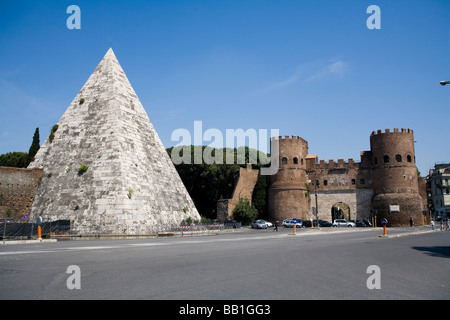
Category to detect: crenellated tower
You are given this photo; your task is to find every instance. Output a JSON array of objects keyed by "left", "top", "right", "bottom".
[
  {"left": 267, "top": 135, "right": 310, "bottom": 223},
  {"left": 370, "top": 128, "right": 424, "bottom": 226}
]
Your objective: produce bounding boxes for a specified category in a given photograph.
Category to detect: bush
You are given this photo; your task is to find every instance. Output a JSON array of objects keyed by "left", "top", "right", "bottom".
[
  {"left": 78, "top": 163, "right": 88, "bottom": 174},
  {"left": 232, "top": 198, "right": 258, "bottom": 225}
]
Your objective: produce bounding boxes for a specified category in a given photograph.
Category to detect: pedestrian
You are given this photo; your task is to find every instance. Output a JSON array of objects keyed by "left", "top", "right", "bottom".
[
  {"left": 273, "top": 221, "right": 278, "bottom": 232},
  {"left": 409, "top": 217, "right": 413, "bottom": 227},
  {"left": 431, "top": 220, "right": 434, "bottom": 230}
]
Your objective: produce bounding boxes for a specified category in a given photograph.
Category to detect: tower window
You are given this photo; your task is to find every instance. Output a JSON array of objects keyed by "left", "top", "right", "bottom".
[
  {"left": 395, "top": 155, "right": 402, "bottom": 162},
  {"left": 282, "top": 157, "right": 288, "bottom": 165},
  {"left": 383, "top": 155, "right": 390, "bottom": 163},
  {"left": 407, "top": 155, "right": 412, "bottom": 162},
  {"left": 293, "top": 157, "right": 298, "bottom": 164},
  {"left": 323, "top": 180, "right": 328, "bottom": 186}
]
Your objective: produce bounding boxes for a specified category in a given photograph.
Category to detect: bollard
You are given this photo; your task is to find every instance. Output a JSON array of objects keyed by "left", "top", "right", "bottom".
[
  {"left": 383, "top": 225, "right": 386, "bottom": 236},
  {"left": 37, "top": 226, "right": 42, "bottom": 240}
]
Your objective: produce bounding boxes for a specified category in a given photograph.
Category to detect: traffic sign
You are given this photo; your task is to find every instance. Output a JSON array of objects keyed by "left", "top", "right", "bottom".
[{"left": 23, "top": 214, "right": 28, "bottom": 220}]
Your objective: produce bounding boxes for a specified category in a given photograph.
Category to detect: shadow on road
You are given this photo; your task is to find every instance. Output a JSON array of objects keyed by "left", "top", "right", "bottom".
[{"left": 412, "top": 246, "right": 450, "bottom": 259}]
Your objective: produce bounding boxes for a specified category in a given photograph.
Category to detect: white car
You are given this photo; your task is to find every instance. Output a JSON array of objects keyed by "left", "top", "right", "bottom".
[
  {"left": 282, "top": 218, "right": 303, "bottom": 228},
  {"left": 332, "top": 219, "right": 356, "bottom": 227},
  {"left": 259, "top": 220, "right": 273, "bottom": 227}
]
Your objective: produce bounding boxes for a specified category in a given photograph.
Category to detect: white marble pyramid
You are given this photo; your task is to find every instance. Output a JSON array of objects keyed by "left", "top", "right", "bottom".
[{"left": 29, "top": 48, "right": 200, "bottom": 235}]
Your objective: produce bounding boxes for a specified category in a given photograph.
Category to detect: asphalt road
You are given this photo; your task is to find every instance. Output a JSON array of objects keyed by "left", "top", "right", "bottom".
[{"left": 0, "top": 227, "right": 449, "bottom": 300}]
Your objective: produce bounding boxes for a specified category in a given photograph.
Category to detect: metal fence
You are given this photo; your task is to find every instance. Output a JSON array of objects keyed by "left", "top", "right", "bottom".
[
  {"left": 0, "top": 218, "right": 70, "bottom": 240},
  {"left": 172, "top": 223, "right": 225, "bottom": 232}
]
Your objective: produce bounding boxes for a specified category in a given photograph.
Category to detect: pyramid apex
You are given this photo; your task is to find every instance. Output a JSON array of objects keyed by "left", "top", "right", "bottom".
[{"left": 102, "top": 47, "right": 117, "bottom": 60}]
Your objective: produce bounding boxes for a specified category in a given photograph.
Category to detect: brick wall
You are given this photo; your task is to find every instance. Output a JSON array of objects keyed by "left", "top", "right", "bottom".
[{"left": 0, "top": 167, "right": 43, "bottom": 219}]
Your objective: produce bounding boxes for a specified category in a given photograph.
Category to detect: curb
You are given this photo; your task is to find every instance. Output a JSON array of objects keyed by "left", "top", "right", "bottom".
[{"left": 1, "top": 239, "right": 58, "bottom": 245}]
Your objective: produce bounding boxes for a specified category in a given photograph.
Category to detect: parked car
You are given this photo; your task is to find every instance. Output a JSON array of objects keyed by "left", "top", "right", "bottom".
[
  {"left": 282, "top": 218, "right": 303, "bottom": 228},
  {"left": 224, "top": 220, "right": 242, "bottom": 229},
  {"left": 259, "top": 220, "right": 273, "bottom": 227},
  {"left": 251, "top": 220, "right": 268, "bottom": 229},
  {"left": 318, "top": 220, "right": 333, "bottom": 227},
  {"left": 332, "top": 219, "right": 356, "bottom": 227}
]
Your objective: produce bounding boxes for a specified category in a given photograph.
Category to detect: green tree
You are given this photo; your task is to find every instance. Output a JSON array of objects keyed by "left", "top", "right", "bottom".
[
  {"left": 252, "top": 174, "right": 268, "bottom": 219},
  {"left": 0, "top": 152, "right": 29, "bottom": 168},
  {"left": 232, "top": 198, "right": 258, "bottom": 225},
  {"left": 166, "top": 145, "right": 270, "bottom": 220},
  {"left": 27, "top": 127, "right": 40, "bottom": 165}
]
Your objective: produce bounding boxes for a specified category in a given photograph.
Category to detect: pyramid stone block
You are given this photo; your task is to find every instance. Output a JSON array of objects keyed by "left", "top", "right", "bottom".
[{"left": 28, "top": 48, "right": 200, "bottom": 235}]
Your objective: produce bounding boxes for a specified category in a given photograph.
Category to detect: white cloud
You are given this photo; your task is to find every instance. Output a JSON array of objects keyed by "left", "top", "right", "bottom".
[{"left": 264, "top": 60, "right": 348, "bottom": 92}]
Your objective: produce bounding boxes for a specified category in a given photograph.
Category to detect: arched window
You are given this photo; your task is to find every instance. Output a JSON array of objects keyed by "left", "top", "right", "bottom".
[
  {"left": 383, "top": 155, "right": 390, "bottom": 163},
  {"left": 282, "top": 157, "right": 288, "bottom": 165},
  {"left": 395, "top": 155, "right": 402, "bottom": 162},
  {"left": 407, "top": 155, "right": 412, "bottom": 162},
  {"left": 351, "top": 179, "right": 356, "bottom": 185},
  {"left": 293, "top": 157, "right": 298, "bottom": 164},
  {"left": 323, "top": 180, "right": 328, "bottom": 186}
]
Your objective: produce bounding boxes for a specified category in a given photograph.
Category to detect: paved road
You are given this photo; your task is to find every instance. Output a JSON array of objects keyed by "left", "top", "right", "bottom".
[{"left": 0, "top": 227, "right": 449, "bottom": 300}]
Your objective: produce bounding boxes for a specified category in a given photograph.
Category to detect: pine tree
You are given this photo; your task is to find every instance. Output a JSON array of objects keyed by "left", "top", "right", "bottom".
[{"left": 27, "top": 127, "right": 40, "bottom": 166}]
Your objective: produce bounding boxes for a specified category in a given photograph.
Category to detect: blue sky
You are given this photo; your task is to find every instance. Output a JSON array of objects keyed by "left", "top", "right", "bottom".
[{"left": 0, "top": 0, "right": 449, "bottom": 175}]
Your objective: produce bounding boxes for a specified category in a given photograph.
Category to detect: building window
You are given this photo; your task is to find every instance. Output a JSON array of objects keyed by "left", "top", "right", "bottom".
[
  {"left": 282, "top": 157, "right": 287, "bottom": 165},
  {"left": 323, "top": 180, "right": 328, "bottom": 186},
  {"left": 360, "top": 179, "right": 365, "bottom": 184},
  {"left": 351, "top": 179, "right": 356, "bottom": 185},
  {"left": 293, "top": 157, "right": 298, "bottom": 164},
  {"left": 383, "top": 155, "right": 390, "bottom": 163},
  {"left": 407, "top": 155, "right": 412, "bottom": 162},
  {"left": 395, "top": 155, "right": 402, "bottom": 162}
]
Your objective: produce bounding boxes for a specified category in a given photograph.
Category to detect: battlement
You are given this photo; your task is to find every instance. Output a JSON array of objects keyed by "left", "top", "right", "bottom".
[
  {"left": 270, "top": 134, "right": 306, "bottom": 141},
  {"left": 371, "top": 128, "right": 413, "bottom": 136},
  {"left": 305, "top": 155, "right": 360, "bottom": 170}
]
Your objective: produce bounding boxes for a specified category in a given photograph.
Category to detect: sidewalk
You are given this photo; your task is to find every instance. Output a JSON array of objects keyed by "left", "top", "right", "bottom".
[{"left": 1, "top": 238, "right": 57, "bottom": 245}]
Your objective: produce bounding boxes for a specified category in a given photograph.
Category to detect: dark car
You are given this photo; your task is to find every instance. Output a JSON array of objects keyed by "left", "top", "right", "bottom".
[
  {"left": 318, "top": 220, "right": 332, "bottom": 227},
  {"left": 224, "top": 220, "right": 242, "bottom": 229}
]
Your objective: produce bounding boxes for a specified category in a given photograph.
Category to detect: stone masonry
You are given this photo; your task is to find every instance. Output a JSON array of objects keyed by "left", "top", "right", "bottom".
[{"left": 28, "top": 48, "right": 200, "bottom": 235}]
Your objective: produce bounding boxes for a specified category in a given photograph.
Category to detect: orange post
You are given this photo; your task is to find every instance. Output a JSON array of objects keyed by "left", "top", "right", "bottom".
[
  {"left": 383, "top": 225, "right": 386, "bottom": 236},
  {"left": 38, "top": 226, "right": 42, "bottom": 240},
  {"left": 293, "top": 224, "right": 296, "bottom": 234}
]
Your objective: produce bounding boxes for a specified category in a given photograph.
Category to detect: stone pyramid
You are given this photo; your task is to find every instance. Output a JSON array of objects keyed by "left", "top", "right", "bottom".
[{"left": 28, "top": 48, "right": 200, "bottom": 235}]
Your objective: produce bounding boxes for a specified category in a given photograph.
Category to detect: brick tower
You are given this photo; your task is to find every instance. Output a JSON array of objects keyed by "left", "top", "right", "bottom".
[
  {"left": 267, "top": 135, "right": 310, "bottom": 223},
  {"left": 370, "top": 128, "right": 424, "bottom": 226}
]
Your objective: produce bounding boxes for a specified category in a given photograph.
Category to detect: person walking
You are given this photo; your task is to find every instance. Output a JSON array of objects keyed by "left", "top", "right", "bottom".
[
  {"left": 409, "top": 217, "right": 414, "bottom": 227},
  {"left": 431, "top": 220, "right": 435, "bottom": 230}
]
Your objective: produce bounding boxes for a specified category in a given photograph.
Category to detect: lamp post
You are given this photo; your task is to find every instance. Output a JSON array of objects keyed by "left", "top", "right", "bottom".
[{"left": 440, "top": 81, "right": 450, "bottom": 86}]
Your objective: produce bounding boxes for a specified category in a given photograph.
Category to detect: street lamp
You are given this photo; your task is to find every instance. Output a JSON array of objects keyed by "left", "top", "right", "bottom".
[{"left": 440, "top": 81, "right": 450, "bottom": 86}]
